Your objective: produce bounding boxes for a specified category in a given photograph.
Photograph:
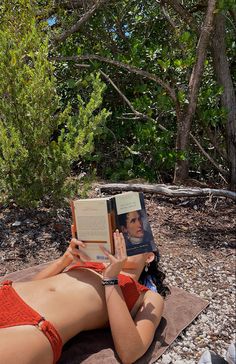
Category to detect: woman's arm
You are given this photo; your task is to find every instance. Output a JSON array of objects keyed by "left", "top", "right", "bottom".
[
  {"left": 102, "top": 231, "right": 164, "bottom": 364},
  {"left": 32, "top": 238, "right": 87, "bottom": 280},
  {"left": 105, "top": 287, "right": 164, "bottom": 364},
  {"left": 31, "top": 255, "right": 72, "bottom": 281}
]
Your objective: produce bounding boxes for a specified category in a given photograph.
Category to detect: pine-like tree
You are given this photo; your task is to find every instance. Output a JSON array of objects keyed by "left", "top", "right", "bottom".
[{"left": 0, "top": 0, "right": 110, "bottom": 206}]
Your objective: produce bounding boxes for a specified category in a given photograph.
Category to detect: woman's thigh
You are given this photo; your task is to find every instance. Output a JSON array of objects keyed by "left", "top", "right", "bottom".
[{"left": 0, "top": 326, "right": 53, "bottom": 364}]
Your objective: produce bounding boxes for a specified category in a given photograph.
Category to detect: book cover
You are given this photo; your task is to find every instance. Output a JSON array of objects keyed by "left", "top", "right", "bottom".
[
  {"left": 71, "top": 192, "right": 156, "bottom": 262},
  {"left": 112, "top": 192, "right": 156, "bottom": 256}
]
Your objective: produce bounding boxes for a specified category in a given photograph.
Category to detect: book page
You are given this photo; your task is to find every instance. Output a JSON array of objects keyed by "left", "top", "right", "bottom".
[
  {"left": 115, "top": 192, "right": 141, "bottom": 215},
  {"left": 73, "top": 198, "right": 112, "bottom": 262},
  {"left": 79, "top": 244, "right": 110, "bottom": 262},
  {"left": 74, "top": 199, "right": 110, "bottom": 242}
]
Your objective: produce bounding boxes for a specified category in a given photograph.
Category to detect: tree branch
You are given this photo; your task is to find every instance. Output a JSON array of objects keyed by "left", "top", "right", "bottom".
[
  {"left": 174, "top": 0, "right": 217, "bottom": 182},
  {"left": 53, "top": 0, "right": 108, "bottom": 43},
  {"left": 188, "top": 0, "right": 216, "bottom": 102},
  {"left": 70, "top": 61, "right": 228, "bottom": 176},
  {"left": 189, "top": 132, "right": 228, "bottom": 176},
  {"left": 100, "top": 72, "right": 136, "bottom": 114},
  {"left": 101, "top": 70, "right": 228, "bottom": 178},
  {"left": 114, "top": 16, "right": 131, "bottom": 48},
  {"left": 179, "top": 0, "right": 216, "bottom": 135},
  {"left": 160, "top": 4, "right": 186, "bottom": 52},
  {"left": 51, "top": 54, "right": 177, "bottom": 103},
  {"left": 161, "top": 0, "right": 199, "bottom": 31},
  {"left": 100, "top": 71, "right": 168, "bottom": 132},
  {"left": 206, "top": 128, "right": 228, "bottom": 161},
  {"left": 229, "top": 8, "right": 236, "bottom": 30}
]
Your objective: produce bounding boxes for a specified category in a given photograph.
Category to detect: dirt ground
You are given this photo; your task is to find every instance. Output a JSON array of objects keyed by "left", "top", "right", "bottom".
[
  {"left": 0, "top": 191, "right": 235, "bottom": 362},
  {"left": 1, "top": 193, "right": 235, "bottom": 276}
]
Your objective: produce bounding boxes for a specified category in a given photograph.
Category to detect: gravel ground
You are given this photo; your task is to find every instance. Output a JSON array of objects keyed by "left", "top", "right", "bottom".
[
  {"left": 159, "top": 247, "right": 235, "bottom": 363},
  {"left": 150, "top": 197, "right": 236, "bottom": 364},
  {"left": 0, "top": 192, "right": 235, "bottom": 364}
]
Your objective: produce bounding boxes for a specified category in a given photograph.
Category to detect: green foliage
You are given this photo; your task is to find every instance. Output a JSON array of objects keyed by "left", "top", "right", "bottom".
[
  {"left": 217, "top": 0, "right": 236, "bottom": 12},
  {"left": 90, "top": 115, "right": 176, "bottom": 183},
  {"left": 0, "top": 0, "right": 109, "bottom": 206},
  {"left": 26, "top": 0, "right": 235, "bottom": 186}
]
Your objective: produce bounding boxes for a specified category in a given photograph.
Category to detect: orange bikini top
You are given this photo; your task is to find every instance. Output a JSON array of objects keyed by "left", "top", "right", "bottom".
[{"left": 67, "top": 262, "right": 149, "bottom": 312}]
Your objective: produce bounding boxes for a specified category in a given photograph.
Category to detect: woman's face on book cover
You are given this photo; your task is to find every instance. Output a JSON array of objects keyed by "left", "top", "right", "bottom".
[{"left": 124, "top": 211, "right": 144, "bottom": 238}]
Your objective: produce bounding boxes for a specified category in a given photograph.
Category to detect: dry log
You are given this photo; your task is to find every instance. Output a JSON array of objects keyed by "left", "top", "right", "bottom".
[{"left": 98, "top": 183, "right": 236, "bottom": 201}]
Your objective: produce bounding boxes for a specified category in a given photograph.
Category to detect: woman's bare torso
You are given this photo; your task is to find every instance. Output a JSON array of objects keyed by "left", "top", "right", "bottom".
[
  {"left": 0, "top": 269, "right": 109, "bottom": 364},
  {"left": 0, "top": 268, "right": 145, "bottom": 364},
  {"left": 12, "top": 269, "right": 109, "bottom": 342}
]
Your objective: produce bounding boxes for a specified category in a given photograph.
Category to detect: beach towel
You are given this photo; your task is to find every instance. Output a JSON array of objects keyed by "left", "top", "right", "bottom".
[{"left": 1, "top": 262, "right": 209, "bottom": 363}]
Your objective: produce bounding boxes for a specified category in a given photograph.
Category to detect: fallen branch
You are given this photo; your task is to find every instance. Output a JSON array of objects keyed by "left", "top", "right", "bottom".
[{"left": 98, "top": 183, "right": 236, "bottom": 201}]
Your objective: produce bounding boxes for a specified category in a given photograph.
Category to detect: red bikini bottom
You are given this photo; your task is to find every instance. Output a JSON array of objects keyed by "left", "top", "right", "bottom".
[{"left": 0, "top": 280, "right": 62, "bottom": 363}]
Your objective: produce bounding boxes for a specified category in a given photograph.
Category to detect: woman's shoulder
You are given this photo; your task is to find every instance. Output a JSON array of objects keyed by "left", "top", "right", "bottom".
[
  {"left": 135, "top": 290, "right": 164, "bottom": 326},
  {"left": 143, "top": 289, "right": 164, "bottom": 306}
]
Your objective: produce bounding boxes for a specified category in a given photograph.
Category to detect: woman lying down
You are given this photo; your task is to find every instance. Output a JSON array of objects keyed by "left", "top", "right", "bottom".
[{"left": 0, "top": 230, "right": 169, "bottom": 364}]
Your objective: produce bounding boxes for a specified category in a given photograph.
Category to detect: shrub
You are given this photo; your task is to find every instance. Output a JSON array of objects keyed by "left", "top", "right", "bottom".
[{"left": 0, "top": 0, "right": 110, "bottom": 206}]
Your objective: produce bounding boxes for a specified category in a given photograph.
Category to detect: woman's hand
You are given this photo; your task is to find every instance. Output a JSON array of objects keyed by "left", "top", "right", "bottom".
[
  {"left": 101, "top": 230, "right": 127, "bottom": 279},
  {"left": 32, "top": 236, "right": 89, "bottom": 280},
  {"left": 62, "top": 238, "right": 90, "bottom": 265}
]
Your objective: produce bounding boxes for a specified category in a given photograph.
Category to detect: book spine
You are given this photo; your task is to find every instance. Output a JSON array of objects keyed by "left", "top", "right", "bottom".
[
  {"left": 70, "top": 200, "right": 77, "bottom": 238},
  {"left": 139, "top": 191, "right": 145, "bottom": 211},
  {"left": 107, "top": 198, "right": 116, "bottom": 255},
  {"left": 110, "top": 196, "right": 120, "bottom": 229}
]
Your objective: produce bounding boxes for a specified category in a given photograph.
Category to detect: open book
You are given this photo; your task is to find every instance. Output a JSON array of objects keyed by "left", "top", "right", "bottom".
[{"left": 71, "top": 192, "right": 156, "bottom": 262}]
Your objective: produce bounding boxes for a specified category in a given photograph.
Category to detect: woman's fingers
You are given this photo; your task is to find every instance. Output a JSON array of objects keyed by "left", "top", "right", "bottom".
[
  {"left": 114, "top": 230, "right": 121, "bottom": 257},
  {"left": 76, "top": 249, "right": 91, "bottom": 262},
  {"left": 102, "top": 231, "right": 127, "bottom": 278},
  {"left": 70, "top": 238, "right": 86, "bottom": 249},
  {"left": 119, "top": 232, "right": 127, "bottom": 257},
  {"left": 114, "top": 230, "right": 127, "bottom": 260},
  {"left": 67, "top": 239, "right": 90, "bottom": 262},
  {"left": 99, "top": 245, "right": 116, "bottom": 262},
  {"left": 69, "top": 232, "right": 127, "bottom": 266}
]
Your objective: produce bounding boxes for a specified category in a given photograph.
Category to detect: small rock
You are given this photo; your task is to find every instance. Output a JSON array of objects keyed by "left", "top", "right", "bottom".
[
  {"left": 161, "top": 353, "right": 172, "bottom": 364},
  {"left": 53, "top": 222, "right": 64, "bottom": 232},
  {"left": 12, "top": 220, "right": 21, "bottom": 227}
]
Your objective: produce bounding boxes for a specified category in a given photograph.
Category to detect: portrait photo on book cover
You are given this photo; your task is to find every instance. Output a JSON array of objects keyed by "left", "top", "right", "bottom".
[{"left": 117, "top": 209, "right": 156, "bottom": 256}]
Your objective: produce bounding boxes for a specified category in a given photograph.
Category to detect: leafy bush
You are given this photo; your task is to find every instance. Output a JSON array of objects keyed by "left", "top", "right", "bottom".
[{"left": 0, "top": 0, "right": 110, "bottom": 206}]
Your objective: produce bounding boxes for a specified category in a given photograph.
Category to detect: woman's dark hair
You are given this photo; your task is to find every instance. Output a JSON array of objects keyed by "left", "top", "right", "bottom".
[{"left": 139, "top": 250, "right": 170, "bottom": 298}]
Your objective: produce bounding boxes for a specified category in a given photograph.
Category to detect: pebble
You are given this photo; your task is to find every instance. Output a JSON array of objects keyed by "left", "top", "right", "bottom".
[
  {"left": 156, "top": 248, "right": 235, "bottom": 364},
  {"left": 161, "top": 354, "right": 172, "bottom": 364},
  {"left": 12, "top": 220, "right": 21, "bottom": 227}
]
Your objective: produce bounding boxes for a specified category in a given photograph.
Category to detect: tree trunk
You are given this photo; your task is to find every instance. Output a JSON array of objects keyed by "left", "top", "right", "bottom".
[
  {"left": 212, "top": 13, "right": 236, "bottom": 191},
  {"left": 174, "top": 115, "right": 191, "bottom": 181},
  {"left": 173, "top": 0, "right": 216, "bottom": 183}
]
